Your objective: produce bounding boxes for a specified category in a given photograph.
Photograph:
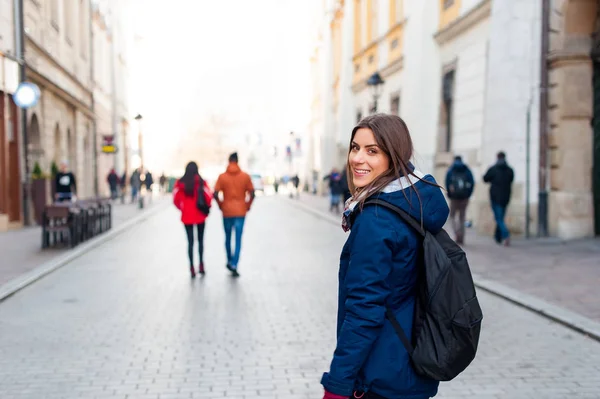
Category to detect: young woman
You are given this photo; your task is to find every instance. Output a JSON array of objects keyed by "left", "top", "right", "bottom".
[
  {"left": 173, "top": 162, "right": 212, "bottom": 278},
  {"left": 321, "top": 114, "right": 449, "bottom": 399}
]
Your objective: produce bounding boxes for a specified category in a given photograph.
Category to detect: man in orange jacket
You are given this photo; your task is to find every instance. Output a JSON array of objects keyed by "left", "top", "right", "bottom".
[{"left": 213, "top": 152, "right": 255, "bottom": 277}]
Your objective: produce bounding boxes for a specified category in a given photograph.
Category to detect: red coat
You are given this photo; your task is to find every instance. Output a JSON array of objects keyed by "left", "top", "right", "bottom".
[{"left": 173, "top": 177, "right": 212, "bottom": 225}]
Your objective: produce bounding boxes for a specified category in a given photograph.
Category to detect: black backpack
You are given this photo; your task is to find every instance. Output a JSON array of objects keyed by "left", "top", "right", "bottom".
[
  {"left": 196, "top": 178, "right": 210, "bottom": 215},
  {"left": 365, "top": 199, "right": 482, "bottom": 381},
  {"left": 448, "top": 168, "right": 473, "bottom": 200}
]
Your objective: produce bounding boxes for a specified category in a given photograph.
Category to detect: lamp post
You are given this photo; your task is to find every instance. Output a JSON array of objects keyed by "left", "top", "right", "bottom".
[
  {"left": 367, "top": 72, "right": 385, "bottom": 114},
  {"left": 134, "top": 114, "right": 144, "bottom": 209}
]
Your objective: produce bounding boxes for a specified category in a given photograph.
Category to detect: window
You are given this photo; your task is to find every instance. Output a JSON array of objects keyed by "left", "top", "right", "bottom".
[
  {"left": 390, "top": 38, "right": 398, "bottom": 50},
  {"left": 395, "top": 0, "right": 403, "bottom": 23},
  {"left": 368, "top": 54, "right": 374, "bottom": 64},
  {"left": 390, "top": 94, "right": 400, "bottom": 116},
  {"left": 356, "top": 110, "right": 363, "bottom": 123},
  {"left": 443, "top": 0, "right": 454, "bottom": 9},
  {"left": 355, "top": 63, "right": 360, "bottom": 73},
  {"left": 442, "top": 70, "right": 455, "bottom": 152}
]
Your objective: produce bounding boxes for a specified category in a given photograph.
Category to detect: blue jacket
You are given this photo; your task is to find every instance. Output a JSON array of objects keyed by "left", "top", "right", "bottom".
[{"left": 322, "top": 172, "right": 449, "bottom": 399}]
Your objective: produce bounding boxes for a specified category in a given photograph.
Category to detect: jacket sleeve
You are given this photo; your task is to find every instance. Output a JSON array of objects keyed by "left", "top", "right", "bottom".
[
  {"left": 203, "top": 181, "right": 213, "bottom": 207},
  {"left": 483, "top": 166, "right": 494, "bottom": 183},
  {"left": 321, "top": 208, "right": 396, "bottom": 396}
]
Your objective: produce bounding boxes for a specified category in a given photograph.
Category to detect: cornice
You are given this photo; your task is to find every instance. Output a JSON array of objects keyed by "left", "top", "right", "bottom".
[
  {"left": 351, "top": 56, "right": 404, "bottom": 93},
  {"left": 434, "top": 0, "right": 491, "bottom": 45},
  {"left": 353, "top": 19, "right": 407, "bottom": 61},
  {"left": 26, "top": 66, "right": 95, "bottom": 118},
  {"left": 25, "top": 35, "right": 93, "bottom": 96}
]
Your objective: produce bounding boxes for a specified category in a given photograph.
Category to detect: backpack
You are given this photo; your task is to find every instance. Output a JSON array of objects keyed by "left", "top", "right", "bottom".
[
  {"left": 196, "top": 178, "right": 210, "bottom": 216},
  {"left": 448, "top": 168, "right": 472, "bottom": 199},
  {"left": 365, "top": 199, "right": 482, "bottom": 381}
]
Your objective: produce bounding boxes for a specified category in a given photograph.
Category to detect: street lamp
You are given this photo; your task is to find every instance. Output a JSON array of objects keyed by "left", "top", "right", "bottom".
[
  {"left": 367, "top": 72, "right": 385, "bottom": 114},
  {"left": 134, "top": 114, "right": 144, "bottom": 209}
]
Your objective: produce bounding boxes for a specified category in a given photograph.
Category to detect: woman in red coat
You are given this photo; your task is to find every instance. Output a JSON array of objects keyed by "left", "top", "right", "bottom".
[{"left": 173, "top": 161, "right": 212, "bottom": 278}]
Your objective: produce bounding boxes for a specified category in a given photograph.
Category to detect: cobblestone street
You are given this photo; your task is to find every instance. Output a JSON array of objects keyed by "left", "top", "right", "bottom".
[{"left": 0, "top": 196, "right": 599, "bottom": 399}]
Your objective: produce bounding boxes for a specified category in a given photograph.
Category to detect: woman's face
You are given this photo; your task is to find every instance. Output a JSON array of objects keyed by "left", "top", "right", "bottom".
[{"left": 348, "top": 128, "right": 390, "bottom": 188}]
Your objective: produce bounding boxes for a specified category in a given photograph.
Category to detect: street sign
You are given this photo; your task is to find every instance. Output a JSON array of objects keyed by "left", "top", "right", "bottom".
[{"left": 101, "top": 135, "right": 117, "bottom": 154}]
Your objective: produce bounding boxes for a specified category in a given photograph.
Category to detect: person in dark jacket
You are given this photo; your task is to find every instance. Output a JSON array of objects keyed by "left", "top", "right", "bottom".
[
  {"left": 321, "top": 114, "right": 449, "bottom": 399},
  {"left": 173, "top": 162, "right": 212, "bottom": 278},
  {"left": 55, "top": 160, "right": 77, "bottom": 202},
  {"left": 483, "top": 151, "right": 514, "bottom": 246},
  {"left": 107, "top": 169, "right": 119, "bottom": 200},
  {"left": 339, "top": 168, "right": 351, "bottom": 203},
  {"left": 323, "top": 168, "right": 344, "bottom": 212},
  {"left": 445, "top": 156, "right": 474, "bottom": 244}
]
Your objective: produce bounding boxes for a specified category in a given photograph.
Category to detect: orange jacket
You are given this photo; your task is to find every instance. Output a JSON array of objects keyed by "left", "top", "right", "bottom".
[{"left": 214, "top": 163, "right": 254, "bottom": 217}]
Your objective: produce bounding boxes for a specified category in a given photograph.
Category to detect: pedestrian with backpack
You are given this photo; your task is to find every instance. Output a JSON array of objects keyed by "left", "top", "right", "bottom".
[
  {"left": 173, "top": 161, "right": 212, "bottom": 278},
  {"left": 445, "top": 156, "right": 474, "bottom": 244},
  {"left": 322, "top": 114, "right": 482, "bottom": 399}
]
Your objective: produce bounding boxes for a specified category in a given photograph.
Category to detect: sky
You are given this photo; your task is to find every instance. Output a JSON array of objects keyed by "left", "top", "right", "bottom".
[{"left": 125, "top": 0, "right": 317, "bottom": 173}]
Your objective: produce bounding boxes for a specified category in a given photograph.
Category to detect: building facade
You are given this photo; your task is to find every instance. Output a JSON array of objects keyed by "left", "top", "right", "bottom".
[
  {"left": 0, "top": 0, "right": 21, "bottom": 231},
  {"left": 23, "top": 0, "right": 96, "bottom": 204},
  {"left": 92, "top": 0, "right": 131, "bottom": 196},
  {"left": 309, "top": 0, "right": 599, "bottom": 239}
]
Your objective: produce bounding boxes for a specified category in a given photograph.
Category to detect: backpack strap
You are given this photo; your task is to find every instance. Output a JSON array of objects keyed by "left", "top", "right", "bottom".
[
  {"left": 364, "top": 198, "right": 425, "bottom": 357},
  {"left": 385, "top": 307, "right": 414, "bottom": 356},
  {"left": 364, "top": 198, "right": 426, "bottom": 237}
]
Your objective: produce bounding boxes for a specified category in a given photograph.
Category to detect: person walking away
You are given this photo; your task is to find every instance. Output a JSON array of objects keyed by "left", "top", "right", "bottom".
[
  {"left": 323, "top": 168, "right": 343, "bottom": 213},
  {"left": 55, "top": 160, "right": 77, "bottom": 202},
  {"left": 339, "top": 168, "right": 351, "bottom": 203},
  {"left": 213, "top": 152, "right": 254, "bottom": 277},
  {"left": 107, "top": 169, "right": 119, "bottom": 200},
  {"left": 321, "top": 114, "right": 449, "bottom": 399},
  {"left": 445, "top": 155, "right": 474, "bottom": 244},
  {"left": 120, "top": 171, "right": 127, "bottom": 203},
  {"left": 173, "top": 161, "right": 212, "bottom": 278},
  {"left": 130, "top": 169, "right": 141, "bottom": 204},
  {"left": 291, "top": 175, "right": 300, "bottom": 199},
  {"left": 159, "top": 173, "right": 167, "bottom": 194},
  {"left": 483, "top": 151, "right": 514, "bottom": 246},
  {"left": 145, "top": 171, "right": 154, "bottom": 203}
]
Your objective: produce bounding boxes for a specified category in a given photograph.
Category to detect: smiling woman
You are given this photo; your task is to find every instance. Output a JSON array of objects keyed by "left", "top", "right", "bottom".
[{"left": 321, "top": 113, "right": 449, "bottom": 399}]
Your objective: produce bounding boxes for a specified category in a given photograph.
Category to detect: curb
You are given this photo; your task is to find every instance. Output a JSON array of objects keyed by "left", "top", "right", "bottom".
[
  {"left": 0, "top": 201, "right": 170, "bottom": 303},
  {"left": 286, "top": 196, "right": 600, "bottom": 343}
]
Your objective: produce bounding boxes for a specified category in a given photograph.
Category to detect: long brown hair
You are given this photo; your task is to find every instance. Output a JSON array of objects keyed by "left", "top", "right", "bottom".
[{"left": 346, "top": 114, "right": 430, "bottom": 209}]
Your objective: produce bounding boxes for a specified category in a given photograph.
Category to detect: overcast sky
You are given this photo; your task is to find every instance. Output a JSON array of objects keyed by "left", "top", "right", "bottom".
[{"left": 126, "top": 0, "right": 317, "bottom": 173}]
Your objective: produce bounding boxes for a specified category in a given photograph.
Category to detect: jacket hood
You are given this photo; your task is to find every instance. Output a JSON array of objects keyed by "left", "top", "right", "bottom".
[
  {"left": 226, "top": 162, "right": 241, "bottom": 174},
  {"left": 452, "top": 160, "right": 468, "bottom": 171},
  {"left": 367, "top": 170, "right": 449, "bottom": 233}
]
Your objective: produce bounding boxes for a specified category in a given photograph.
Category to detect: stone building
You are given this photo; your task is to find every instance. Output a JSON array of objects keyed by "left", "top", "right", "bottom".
[
  {"left": 0, "top": 0, "right": 21, "bottom": 230},
  {"left": 309, "top": 0, "right": 599, "bottom": 239},
  {"left": 23, "top": 0, "right": 95, "bottom": 200},
  {"left": 91, "top": 0, "right": 132, "bottom": 196}
]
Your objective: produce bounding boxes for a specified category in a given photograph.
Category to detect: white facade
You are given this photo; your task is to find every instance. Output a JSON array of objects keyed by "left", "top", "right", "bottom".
[
  {"left": 91, "top": 0, "right": 132, "bottom": 196},
  {"left": 310, "top": 0, "right": 555, "bottom": 237}
]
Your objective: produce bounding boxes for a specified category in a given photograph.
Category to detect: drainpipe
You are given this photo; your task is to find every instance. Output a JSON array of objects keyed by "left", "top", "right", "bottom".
[
  {"left": 538, "top": 0, "right": 550, "bottom": 237},
  {"left": 14, "top": 0, "right": 30, "bottom": 226}
]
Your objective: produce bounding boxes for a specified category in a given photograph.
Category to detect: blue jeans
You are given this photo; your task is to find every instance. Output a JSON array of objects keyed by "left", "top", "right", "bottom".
[
  {"left": 223, "top": 217, "right": 245, "bottom": 269},
  {"left": 491, "top": 202, "right": 510, "bottom": 241}
]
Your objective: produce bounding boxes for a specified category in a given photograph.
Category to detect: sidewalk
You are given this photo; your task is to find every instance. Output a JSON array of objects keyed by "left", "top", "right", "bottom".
[
  {"left": 0, "top": 195, "right": 170, "bottom": 288},
  {"left": 292, "top": 193, "right": 600, "bottom": 326}
]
